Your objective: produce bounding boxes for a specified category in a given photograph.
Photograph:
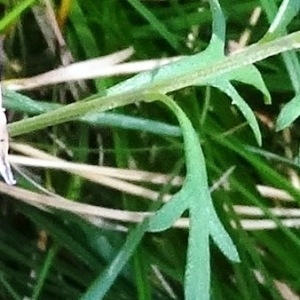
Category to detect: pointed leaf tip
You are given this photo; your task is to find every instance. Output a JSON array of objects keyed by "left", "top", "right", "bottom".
[{"left": 276, "top": 94, "right": 300, "bottom": 131}]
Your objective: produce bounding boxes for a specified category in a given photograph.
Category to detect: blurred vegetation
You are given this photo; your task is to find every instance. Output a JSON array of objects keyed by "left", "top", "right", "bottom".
[{"left": 0, "top": 0, "right": 299, "bottom": 299}]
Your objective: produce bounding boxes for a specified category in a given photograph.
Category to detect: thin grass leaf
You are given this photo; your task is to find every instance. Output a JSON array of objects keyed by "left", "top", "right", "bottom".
[
  {"left": 126, "top": 0, "right": 180, "bottom": 50},
  {"left": 3, "top": 89, "right": 181, "bottom": 137},
  {"left": 19, "top": 204, "right": 102, "bottom": 271},
  {"left": 133, "top": 249, "right": 152, "bottom": 300},
  {"left": 0, "top": 0, "right": 37, "bottom": 32},
  {"left": 69, "top": 0, "right": 99, "bottom": 58},
  {"left": 267, "top": 0, "right": 300, "bottom": 38},
  {"left": 31, "top": 245, "right": 59, "bottom": 300},
  {"left": 210, "top": 127, "right": 300, "bottom": 205},
  {"left": 0, "top": 273, "right": 21, "bottom": 300},
  {"left": 262, "top": 0, "right": 300, "bottom": 133},
  {"left": 261, "top": 0, "right": 300, "bottom": 93},
  {"left": 210, "top": 165, "right": 282, "bottom": 300},
  {"left": 81, "top": 220, "right": 148, "bottom": 300}
]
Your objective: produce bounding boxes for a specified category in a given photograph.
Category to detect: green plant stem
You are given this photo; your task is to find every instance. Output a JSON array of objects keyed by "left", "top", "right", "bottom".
[
  {"left": 32, "top": 245, "right": 59, "bottom": 300},
  {"left": 0, "top": 273, "right": 21, "bottom": 300},
  {"left": 8, "top": 30, "right": 300, "bottom": 137},
  {"left": 9, "top": 91, "right": 141, "bottom": 137},
  {"left": 0, "top": 0, "right": 37, "bottom": 32}
]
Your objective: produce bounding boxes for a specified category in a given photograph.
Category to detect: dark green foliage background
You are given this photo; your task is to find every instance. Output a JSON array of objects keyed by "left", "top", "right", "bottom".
[{"left": 0, "top": 0, "right": 300, "bottom": 299}]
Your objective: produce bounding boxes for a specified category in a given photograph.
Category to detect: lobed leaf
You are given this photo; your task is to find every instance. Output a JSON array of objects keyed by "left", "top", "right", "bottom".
[
  {"left": 210, "top": 80, "right": 262, "bottom": 145},
  {"left": 276, "top": 94, "right": 300, "bottom": 130}
]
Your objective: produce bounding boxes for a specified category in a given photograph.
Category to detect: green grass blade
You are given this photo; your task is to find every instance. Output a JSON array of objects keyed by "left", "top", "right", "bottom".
[
  {"left": 81, "top": 220, "right": 148, "bottom": 300},
  {"left": 133, "top": 248, "right": 151, "bottom": 300},
  {"left": 267, "top": 0, "right": 300, "bottom": 38},
  {"left": 261, "top": 0, "right": 300, "bottom": 93},
  {"left": 0, "top": 273, "right": 21, "bottom": 300},
  {"left": 126, "top": 0, "right": 180, "bottom": 50},
  {"left": 31, "top": 245, "right": 59, "bottom": 300},
  {"left": 69, "top": 0, "right": 99, "bottom": 58},
  {"left": 3, "top": 89, "right": 181, "bottom": 137},
  {"left": 0, "top": 0, "right": 37, "bottom": 32}
]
